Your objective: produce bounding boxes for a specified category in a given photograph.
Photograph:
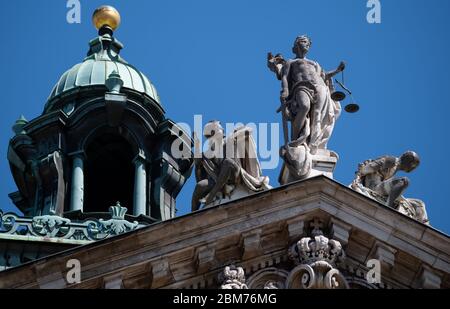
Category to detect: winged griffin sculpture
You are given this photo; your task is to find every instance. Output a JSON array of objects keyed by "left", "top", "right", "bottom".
[{"left": 192, "top": 121, "right": 271, "bottom": 211}]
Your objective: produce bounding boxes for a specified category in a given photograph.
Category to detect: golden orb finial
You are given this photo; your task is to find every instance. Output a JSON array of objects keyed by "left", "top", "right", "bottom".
[{"left": 92, "top": 5, "right": 121, "bottom": 31}]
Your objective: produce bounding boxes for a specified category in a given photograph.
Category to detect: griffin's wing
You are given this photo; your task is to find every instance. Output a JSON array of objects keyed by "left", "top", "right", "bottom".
[{"left": 225, "top": 126, "right": 262, "bottom": 178}]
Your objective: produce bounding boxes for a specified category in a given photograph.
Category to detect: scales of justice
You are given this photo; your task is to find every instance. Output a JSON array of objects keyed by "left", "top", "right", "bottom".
[{"left": 268, "top": 35, "right": 360, "bottom": 184}]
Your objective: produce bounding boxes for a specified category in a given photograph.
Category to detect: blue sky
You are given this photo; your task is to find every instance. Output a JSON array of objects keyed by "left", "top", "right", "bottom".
[{"left": 0, "top": 0, "right": 449, "bottom": 234}]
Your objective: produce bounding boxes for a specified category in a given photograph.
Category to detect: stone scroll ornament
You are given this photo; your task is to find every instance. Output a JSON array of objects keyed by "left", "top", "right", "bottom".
[
  {"left": 268, "top": 35, "right": 345, "bottom": 184},
  {"left": 351, "top": 151, "right": 429, "bottom": 224},
  {"left": 191, "top": 121, "right": 271, "bottom": 211}
]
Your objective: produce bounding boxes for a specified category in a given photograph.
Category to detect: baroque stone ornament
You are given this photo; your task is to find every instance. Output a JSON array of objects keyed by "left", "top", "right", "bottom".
[
  {"left": 0, "top": 203, "right": 142, "bottom": 242},
  {"left": 89, "top": 202, "right": 139, "bottom": 237},
  {"left": 351, "top": 151, "right": 429, "bottom": 224},
  {"left": 32, "top": 216, "right": 72, "bottom": 237},
  {"left": 264, "top": 281, "right": 283, "bottom": 289},
  {"left": 192, "top": 121, "right": 271, "bottom": 211},
  {"left": 268, "top": 35, "right": 344, "bottom": 184},
  {"left": 246, "top": 267, "right": 289, "bottom": 289},
  {"left": 219, "top": 265, "right": 248, "bottom": 289},
  {"left": 287, "top": 218, "right": 349, "bottom": 289}
]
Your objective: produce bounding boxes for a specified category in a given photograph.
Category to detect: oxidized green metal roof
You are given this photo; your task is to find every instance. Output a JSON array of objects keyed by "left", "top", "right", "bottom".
[{"left": 45, "top": 33, "right": 160, "bottom": 111}]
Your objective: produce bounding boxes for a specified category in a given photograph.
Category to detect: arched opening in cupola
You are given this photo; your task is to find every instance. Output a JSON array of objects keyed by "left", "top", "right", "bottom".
[{"left": 84, "top": 133, "right": 135, "bottom": 214}]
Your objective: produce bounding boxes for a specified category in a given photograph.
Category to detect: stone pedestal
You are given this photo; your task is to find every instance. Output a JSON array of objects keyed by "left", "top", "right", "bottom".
[
  {"left": 308, "top": 149, "right": 338, "bottom": 179},
  {"left": 279, "top": 149, "right": 338, "bottom": 184},
  {"left": 205, "top": 185, "right": 263, "bottom": 208}
]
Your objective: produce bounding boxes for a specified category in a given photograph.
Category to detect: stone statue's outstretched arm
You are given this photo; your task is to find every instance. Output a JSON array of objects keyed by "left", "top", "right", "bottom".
[{"left": 325, "top": 61, "right": 346, "bottom": 79}]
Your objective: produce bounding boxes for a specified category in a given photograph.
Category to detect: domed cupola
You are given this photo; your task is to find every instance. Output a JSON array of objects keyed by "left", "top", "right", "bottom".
[
  {"left": 7, "top": 6, "right": 193, "bottom": 233},
  {"left": 44, "top": 6, "right": 161, "bottom": 115}
]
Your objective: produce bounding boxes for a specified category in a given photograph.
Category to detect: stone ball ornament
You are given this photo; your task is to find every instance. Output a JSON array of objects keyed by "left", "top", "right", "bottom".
[{"left": 92, "top": 5, "right": 121, "bottom": 31}]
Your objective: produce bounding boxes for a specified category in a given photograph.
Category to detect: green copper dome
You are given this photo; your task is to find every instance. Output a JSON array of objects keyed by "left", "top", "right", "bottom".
[{"left": 45, "top": 31, "right": 160, "bottom": 112}]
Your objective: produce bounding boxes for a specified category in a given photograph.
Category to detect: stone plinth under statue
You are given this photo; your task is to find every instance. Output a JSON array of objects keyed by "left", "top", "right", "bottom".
[{"left": 279, "top": 148, "right": 338, "bottom": 185}]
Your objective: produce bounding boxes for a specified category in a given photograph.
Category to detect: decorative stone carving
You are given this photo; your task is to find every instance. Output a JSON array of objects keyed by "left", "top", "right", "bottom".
[
  {"left": 0, "top": 203, "right": 142, "bottom": 242},
  {"left": 219, "top": 265, "right": 248, "bottom": 289},
  {"left": 264, "top": 281, "right": 283, "bottom": 289},
  {"left": 286, "top": 263, "right": 348, "bottom": 289},
  {"left": 268, "top": 35, "right": 344, "bottom": 184},
  {"left": 246, "top": 267, "right": 289, "bottom": 289},
  {"left": 88, "top": 202, "right": 139, "bottom": 237},
  {"left": 289, "top": 234, "right": 344, "bottom": 267},
  {"left": 32, "top": 216, "right": 71, "bottom": 237},
  {"left": 192, "top": 121, "right": 271, "bottom": 211},
  {"left": 351, "top": 151, "right": 429, "bottom": 224},
  {"left": 287, "top": 218, "right": 348, "bottom": 289}
]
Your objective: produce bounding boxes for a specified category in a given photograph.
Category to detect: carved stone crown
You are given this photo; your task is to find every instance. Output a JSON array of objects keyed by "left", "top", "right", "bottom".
[
  {"left": 289, "top": 218, "right": 345, "bottom": 267},
  {"left": 289, "top": 235, "right": 344, "bottom": 266},
  {"left": 109, "top": 202, "right": 128, "bottom": 220},
  {"left": 286, "top": 219, "right": 349, "bottom": 289}
]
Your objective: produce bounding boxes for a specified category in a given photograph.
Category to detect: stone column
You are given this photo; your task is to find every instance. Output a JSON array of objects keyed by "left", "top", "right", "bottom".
[
  {"left": 70, "top": 153, "right": 84, "bottom": 212},
  {"left": 133, "top": 154, "right": 147, "bottom": 216}
]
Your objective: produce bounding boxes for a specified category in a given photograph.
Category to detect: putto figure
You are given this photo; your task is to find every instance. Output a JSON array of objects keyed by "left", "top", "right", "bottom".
[
  {"left": 268, "top": 35, "right": 345, "bottom": 183},
  {"left": 219, "top": 265, "right": 248, "bottom": 289},
  {"left": 351, "top": 151, "right": 429, "bottom": 224},
  {"left": 191, "top": 121, "right": 270, "bottom": 211}
]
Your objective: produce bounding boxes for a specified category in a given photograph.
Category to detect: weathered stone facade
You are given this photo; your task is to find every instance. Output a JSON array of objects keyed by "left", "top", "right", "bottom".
[{"left": 1, "top": 176, "right": 448, "bottom": 289}]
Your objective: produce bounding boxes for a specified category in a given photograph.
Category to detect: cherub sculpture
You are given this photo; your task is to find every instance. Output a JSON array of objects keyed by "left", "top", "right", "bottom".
[{"left": 219, "top": 265, "right": 248, "bottom": 289}]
